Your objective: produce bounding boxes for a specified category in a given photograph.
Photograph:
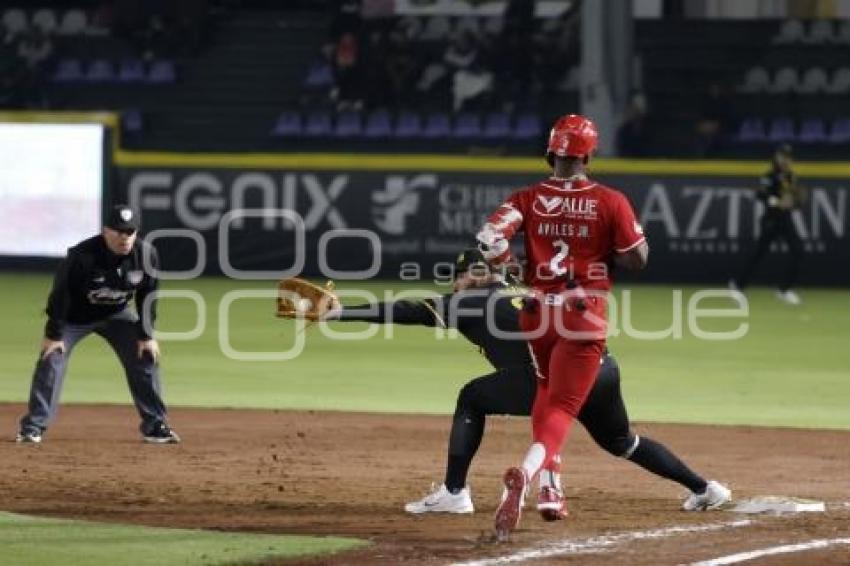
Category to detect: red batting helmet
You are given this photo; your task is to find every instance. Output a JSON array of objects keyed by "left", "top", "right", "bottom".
[{"left": 546, "top": 114, "right": 599, "bottom": 161}]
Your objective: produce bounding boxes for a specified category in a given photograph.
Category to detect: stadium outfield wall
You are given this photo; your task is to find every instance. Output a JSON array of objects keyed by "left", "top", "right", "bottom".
[{"left": 3, "top": 112, "right": 849, "bottom": 285}]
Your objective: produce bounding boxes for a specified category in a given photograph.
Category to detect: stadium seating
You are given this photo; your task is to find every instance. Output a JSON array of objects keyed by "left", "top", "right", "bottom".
[
  {"left": 769, "top": 67, "right": 800, "bottom": 94},
  {"left": 826, "top": 67, "right": 850, "bottom": 94},
  {"left": 639, "top": 17, "right": 850, "bottom": 157},
  {"left": 4, "top": 7, "right": 92, "bottom": 36},
  {"left": 513, "top": 113, "right": 542, "bottom": 139},
  {"left": 363, "top": 109, "right": 393, "bottom": 138},
  {"left": 829, "top": 118, "right": 850, "bottom": 143},
  {"left": 422, "top": 112, "right": 452, "bottom": 138},
  {"left": 482, "top": 112, "right": 511, "bottom": 138},
  {"left": 52, "top": 57, "right": 179, "bottom": 85},
  {"left": 767, "top": 118, "right": 795, "bottom": 142},
  {"left": 148, "top": 61, "right": 177, "bottom": 84},
  {"left": 304, "top": 111, "right": 333, "bottom": 137},
  {"left": 23, "top": 5, "right": 849, "bottom": 157},
  {"left": 118, "top": 59, "right": 146, "bottom": 83},
  {"left": 798, "top": 119, "right": 827, "bottom": 143},
  {"left": 773, "top": 19, "right": 804, "bottom": 43},
  {"left": 58, "top": 9, "right": 87, "bottom": 35},
  {"left": 334, "top": 111, "right": 363, "bottom": 137},
  {"left": 266, "top": 108, "right": 546, "bottom": 146},
  {"left": 453, "top": 112, "right": 482, "bottom": 138},
  {"left": 2, "top": 9, "right": 27, "bottom": 35},
  {"left": 282, "top": 8, "right": 572, "bottom": 152},
  {"left": 773, "top": 19, "right": 840, "bottom": 44},
  {"left": 271, "top": 110, "right": 303, "bottom": 137},
  {"left": 798, "top": 67, "right": 829, "bottom": 94},
  {"left": 739, "top": 66, "right": 771, "bottom": 93},
  {"left": 53, "top": 58, "right": 84, "bottom": 82},
  {"left": 31, "top": 9, "right": 58, "bottom": 34},
  {"left": 303, "top": 60, "right": 334, "bottom": 89},
  {"left": 394, "top": 111, "right": 423, "bottom": 138},
  {"left": 736, "top": 116, "right": 850, "bottom": 146},
  {"left": 803, "top": 20, "right": 834, "bottom": 44},
  {"left": 736, "top": 118, "right": 767, "bottom": 142},
  {"left": 739, "top": 65, "right": 850, "bottom": 95},
  {"left": 86, "top": 59, "right": 115, "bottom": 82}
]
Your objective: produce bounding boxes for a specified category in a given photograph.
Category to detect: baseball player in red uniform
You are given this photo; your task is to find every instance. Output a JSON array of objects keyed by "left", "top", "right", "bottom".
[{"left": 477, "top": 114, "right": 650, "bottom": 539}]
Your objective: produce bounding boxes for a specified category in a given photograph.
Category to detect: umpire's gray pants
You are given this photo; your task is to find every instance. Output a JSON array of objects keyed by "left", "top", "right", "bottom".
[{"left": 20, "top": 309, "right": 168, "bottom": 437}]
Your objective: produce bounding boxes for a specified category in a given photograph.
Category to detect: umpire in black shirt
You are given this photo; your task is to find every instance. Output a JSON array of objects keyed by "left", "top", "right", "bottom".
[
  {"left": 16, "top": 205, "right": 179, "bottom": 444},
  {"left": 732, "top": 144, "right": 805, "bottom": 305}
]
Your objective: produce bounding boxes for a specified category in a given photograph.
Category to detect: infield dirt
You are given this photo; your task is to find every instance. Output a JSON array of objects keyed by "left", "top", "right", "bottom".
[{"left": 1, "top": 404, "right": 848, "bottom": 565}]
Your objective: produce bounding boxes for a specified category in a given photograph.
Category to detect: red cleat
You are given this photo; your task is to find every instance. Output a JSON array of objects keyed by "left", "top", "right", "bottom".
[
  {"left": 537, "top": 486, "right": 568, "bottom": 521},
  {"left": 494, "top": 467, "right": 527, "bottom": 541}
]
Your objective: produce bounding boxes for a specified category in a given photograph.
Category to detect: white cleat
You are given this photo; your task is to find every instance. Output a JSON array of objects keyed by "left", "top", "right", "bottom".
[
  {"left": 15, "top": 431, "right": 42, "bottom": 444},
  {"left": 404, "top": 483, "right": 474, "bottom": 514},
  {"left": 683, "top": 480, "right": 732, "bottom": 511},
  {"left": 775, "top": 289, "right": 801, "bottom": 306}
]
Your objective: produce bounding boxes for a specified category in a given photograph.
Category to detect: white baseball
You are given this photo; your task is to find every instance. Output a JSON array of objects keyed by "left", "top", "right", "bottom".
[{"left": 296, "top": 298, "right": 312, "bottom": 312}]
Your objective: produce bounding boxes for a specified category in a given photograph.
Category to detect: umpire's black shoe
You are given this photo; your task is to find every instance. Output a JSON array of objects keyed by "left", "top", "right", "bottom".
[{"left": 143, "top": 423, "right": 181, "bottom": 444}]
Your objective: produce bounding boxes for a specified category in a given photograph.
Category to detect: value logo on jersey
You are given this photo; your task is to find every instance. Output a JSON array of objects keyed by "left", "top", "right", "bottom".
[
  {"left": 533, "top": 196, "right": 598, "bottom": 218},
  {"left": 534, "top": 196, "right": 564, "bottom": 216}
]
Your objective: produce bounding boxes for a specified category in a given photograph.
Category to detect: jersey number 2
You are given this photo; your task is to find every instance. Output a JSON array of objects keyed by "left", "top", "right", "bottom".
[{"left": 549, "top": 239, "right": 570, "bottom": 276}]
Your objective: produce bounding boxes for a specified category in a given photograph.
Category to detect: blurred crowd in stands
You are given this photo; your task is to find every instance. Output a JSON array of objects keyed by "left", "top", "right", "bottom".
[
  {"left": 304, "top": 0, "right": 580, "bottom": 115},
  {"left": 3, "top": 0, "right": 848, "bottom": 158},
  {"left": 1, "top": 16, "right": 55, "bottom": 107},
  {"left": 618, "top": 15, "right": 850, "bottom": 158},
  {"left": 112, "top": 0, "right": 208, "bottom": 59},
  {"left": 616, "top": 83, "right": 735, "bottom": 158},
  {"left": 0, "top": 1, "right": 207, "bottom": 108}
]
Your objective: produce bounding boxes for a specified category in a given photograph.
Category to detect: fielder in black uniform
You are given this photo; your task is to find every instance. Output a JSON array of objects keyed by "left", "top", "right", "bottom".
[
  {"left": 732, "top": 144, "right": 805, "bottom": 305},
  {"left": 329, "top": 249, "right": 730, "bottom": 517},
  {"left": 16, "top": 205, "right": 179, "bottom": 444}
]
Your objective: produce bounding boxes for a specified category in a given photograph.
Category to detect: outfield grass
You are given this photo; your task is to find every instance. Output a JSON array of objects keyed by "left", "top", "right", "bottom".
[
  {"left": 0, "top": 512, "right": 362, "bottom": 566},
  {"left": 0, "top": 273, "right": 848, "bottom": 429}
]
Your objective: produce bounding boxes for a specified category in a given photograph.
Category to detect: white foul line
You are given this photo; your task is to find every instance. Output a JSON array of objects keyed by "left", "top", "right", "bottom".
[
  {"left": 690, "top": 537, "right": 850, "bottom": 565},
  {"left": 452, "top": 519, "right": 753, "bottom": 566}
]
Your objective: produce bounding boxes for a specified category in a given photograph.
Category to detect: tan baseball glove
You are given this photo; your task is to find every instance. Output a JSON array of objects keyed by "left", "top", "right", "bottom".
[{"left": 276, "top": 278, "right": 338, "bottom": 321}]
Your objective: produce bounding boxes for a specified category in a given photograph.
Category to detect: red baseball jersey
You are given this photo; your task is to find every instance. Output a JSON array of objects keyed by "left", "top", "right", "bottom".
[{"left": 481, "top": 175, "right": 645, "bottom": 293}]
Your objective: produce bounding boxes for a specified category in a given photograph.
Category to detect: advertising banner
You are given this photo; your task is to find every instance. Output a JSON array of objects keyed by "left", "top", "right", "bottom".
[{"left": 116, "top": 167, "right": 849, "bottom": 285}]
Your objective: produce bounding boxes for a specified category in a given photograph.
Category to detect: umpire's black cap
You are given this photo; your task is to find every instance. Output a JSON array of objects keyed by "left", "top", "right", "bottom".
[
  {"left": 105, "top": 204, "right": 140, "bottom": 233},
  {"left": 454, "top": 247, "right": 489, "bottom": 275}
]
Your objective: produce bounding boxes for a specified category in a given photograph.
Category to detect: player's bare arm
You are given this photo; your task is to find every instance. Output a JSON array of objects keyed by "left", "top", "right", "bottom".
[{"left": 614, "top": 239, "right": 650, "bottom": 271}]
